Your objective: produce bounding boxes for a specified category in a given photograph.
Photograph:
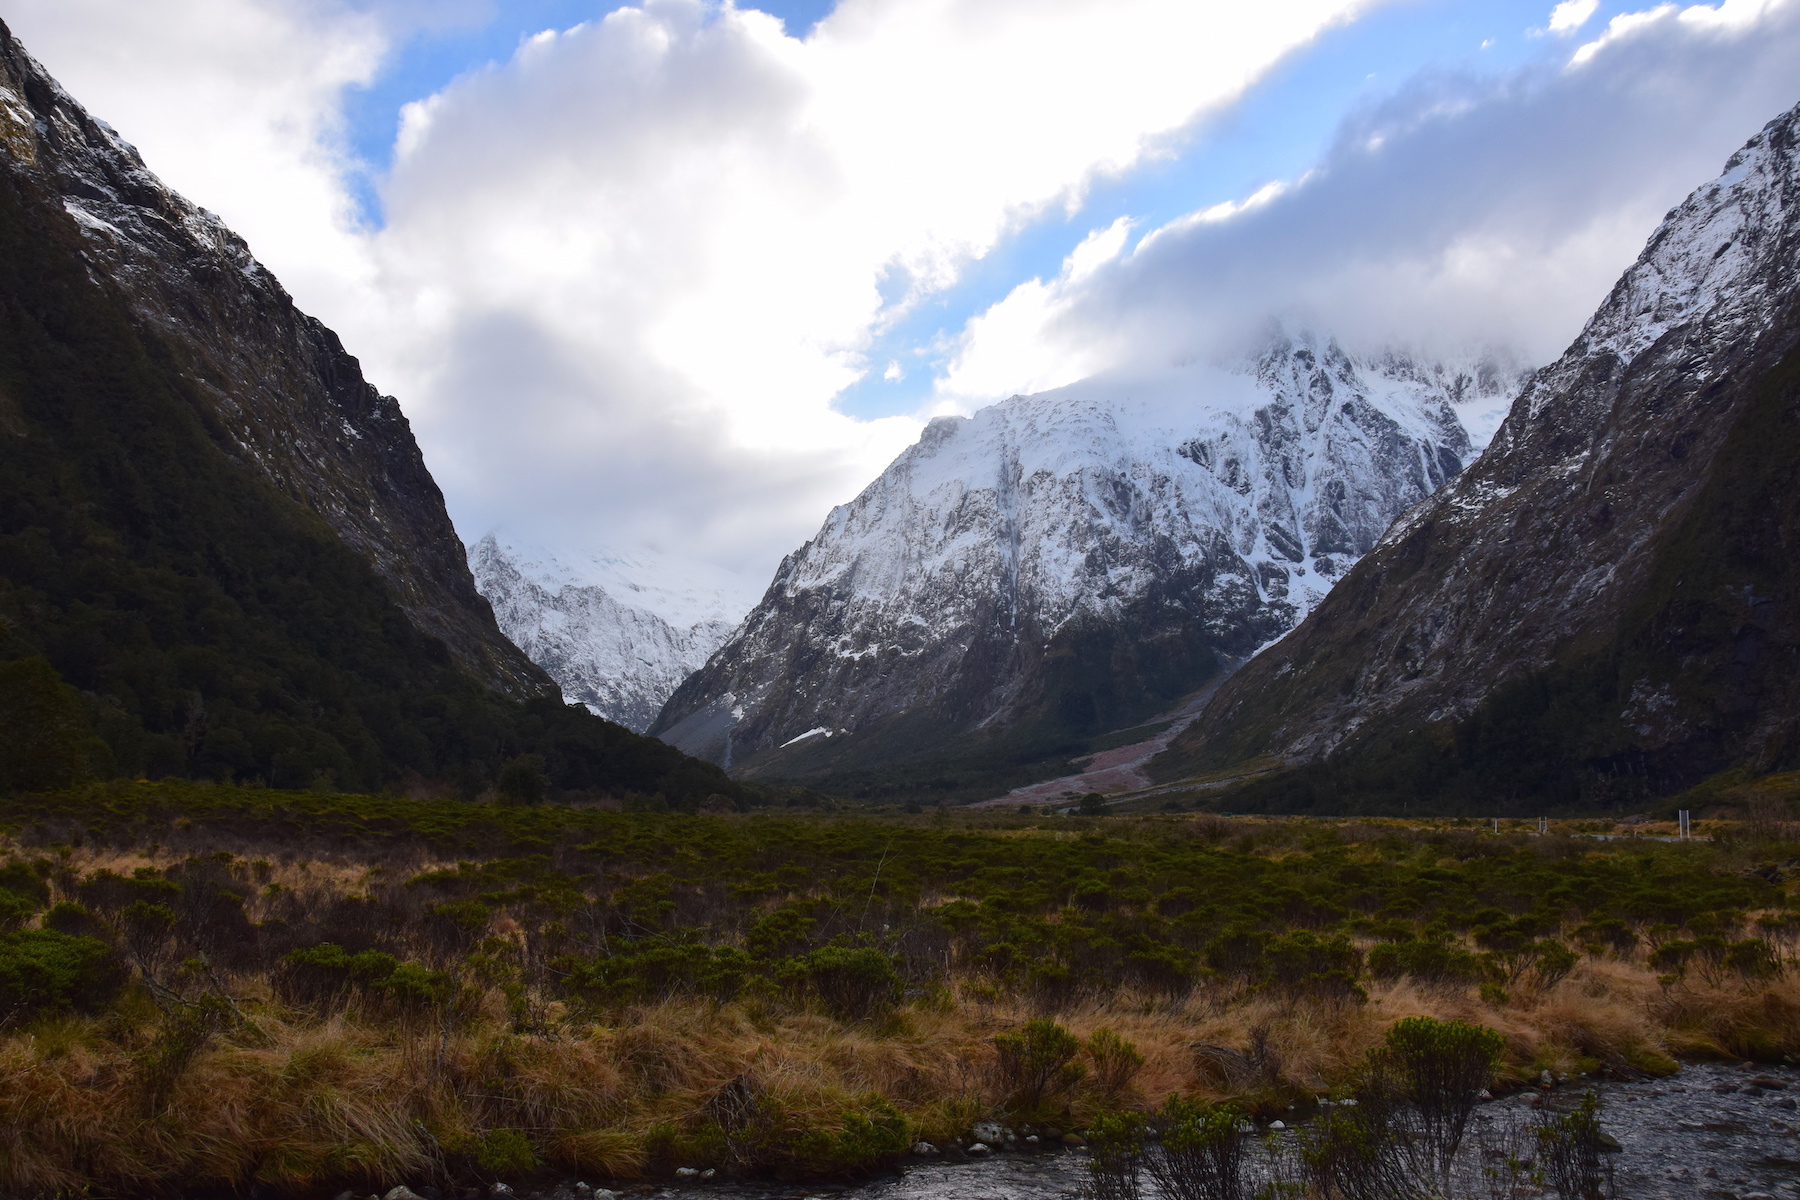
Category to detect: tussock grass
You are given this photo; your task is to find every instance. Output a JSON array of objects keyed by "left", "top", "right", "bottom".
[{"left": 1, "top": 782, "right": 1798, "bottom": 1195}]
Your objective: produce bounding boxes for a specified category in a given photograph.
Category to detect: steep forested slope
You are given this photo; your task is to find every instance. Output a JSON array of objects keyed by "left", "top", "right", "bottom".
[
  {"left": 0, "top": 21, "right": 741, "bottom": 804},
  {"left": 1155, "top": 102, "right": 1800, "bottom": 814}
]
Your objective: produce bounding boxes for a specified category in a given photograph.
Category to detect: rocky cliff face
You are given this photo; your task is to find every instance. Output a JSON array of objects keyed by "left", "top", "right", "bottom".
[
  {"left": 470, "top": 536, "right": 737, "bottom": 731},
  {"left": 0, "top": 22, "right": 545, "bottom": 698},
  {"left": 653, "top": 336, "right": 1523, "bottom": 793},
  {"left": 1155, "top": 101, "right": 1800, "bottom": 810}
]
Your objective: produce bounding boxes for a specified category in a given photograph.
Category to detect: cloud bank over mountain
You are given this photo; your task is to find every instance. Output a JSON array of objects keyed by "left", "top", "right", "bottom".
[
  {"left": 940, "top": 0, "right": 1800, "bottom": 408},
  {"left": 7, "top": 0, "right": 1799, "bottom": 598}
]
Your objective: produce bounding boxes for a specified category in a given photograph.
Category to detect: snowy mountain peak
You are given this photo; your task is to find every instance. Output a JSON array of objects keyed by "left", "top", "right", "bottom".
[
  {"left": 1158, "top": 99, "right": 1800, "bottom": 792},
  {"left": 651, "top": 330, "right": 1528, "bottom": 781},
  {"left": 1571, "top": 105, "right": 1799, "bottom": 380},
  {"left": 470, "top": 535, "right": 748, "bottom": 732}
]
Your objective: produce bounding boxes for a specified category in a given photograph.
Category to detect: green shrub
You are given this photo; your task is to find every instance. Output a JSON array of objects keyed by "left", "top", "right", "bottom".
[
  {"left": 1725, "top": 937, "right": 1781, "bottom": 980},
  {"left": 1262, "top": 930, "right": 1365, "bottom": 1002},
  {"left": 1532, "top": 940, "right": 1580, "bottom": 991},
  {"left": 1366, "top": 1016, "right": 1505, "bottom": 1188},
  {"left": 1533, "top": 1092, "right": 1615, "bottom": 1200},
  {"left": 792, "top": 1096, "right": 911, "bottom": 1176},
  {"left": 1086, "top": 1027, "right": 1145, "bottom": 1098},
  {"left": 0, "top": 929, "right": 124, "bottom": 1021},
  {"left": 994, "top": 1018, "right": 1085, "bottom": 1113},
  {"left": 1084, "top": 1110, "right": 1146, "bottom": 1200},
  {"left": 1368, "top": 937, "right": 1483, "bottom": 986},
  {"left": 277, "top": 943, "right": 450, "bottom": 1012},
  {"left": 474, "top": 1128, "right": 540, "bottom": 1176},
  {"left": 562, "top": 943, "right": 750, "bottom": 1006},
  {"left": 1149, "top": 1098, "right": 1250, "bottom": 1200},
  {"left": 40, "top": 900, "right": 105, "bottom": 938},
  {"left": 0, "top": 888, "right": 37, "bottom": 931},
  {"left": 800, "top": 946, "right": 902, "bottom": 1021}
]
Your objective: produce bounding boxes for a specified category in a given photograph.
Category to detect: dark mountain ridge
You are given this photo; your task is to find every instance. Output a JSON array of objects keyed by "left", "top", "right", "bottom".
[
  {"left": 653, "top": 335, "right": 1517, "bottom": 803},
  {"left": 0, "top": 21, "right": 744, "bottom": 805},
  {"left": 1153, "top": 100, "right": 1800, "bottom": 814}
]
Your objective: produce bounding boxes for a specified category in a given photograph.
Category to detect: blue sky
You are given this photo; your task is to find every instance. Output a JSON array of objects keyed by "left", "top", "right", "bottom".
[
  {"left": 334, "top": 0, "right": 1594, "bottom": 421},
  {"left": 14, "top": 0, "right": 1797, "bottom": 591}
]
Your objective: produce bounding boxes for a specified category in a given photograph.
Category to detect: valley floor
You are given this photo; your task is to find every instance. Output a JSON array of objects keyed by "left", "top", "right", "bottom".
[{"left": 0, "top": 783, "right": 1796, "bottom": 1196}]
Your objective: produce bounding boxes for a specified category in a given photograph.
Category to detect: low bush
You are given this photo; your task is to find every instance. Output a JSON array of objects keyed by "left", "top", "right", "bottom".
[
  {"left": 1368, "top": 937, "right": 1485, "bottom": 987},
  {"left": 995, "top": 1018, "right": 1086, "bottom": 1114},
  {"left": 797, "top": 945, "right": 904, "bottom": 1021},
  {"left": 0, "top": 929, "right": 124, "bottom": 1021},
  {"left": 276, "top": 943, "right": 452, "bottom": 1013},
  {"left": 1147, "top": 1097, "right": 1250, "bottom": 1200},
  {"left": 1084, "top": 1110, "right": 1146, "bottom": 1200},
  {"left": 1366, "top": 1016, "right": 1505, "bottom": 1187},
  {"left": 1086, "top": 1027, "right": 1145, "bottom": 1099},
  {"left": 1534, "top": 1092, "right": 1616, "bottom": 1200}
]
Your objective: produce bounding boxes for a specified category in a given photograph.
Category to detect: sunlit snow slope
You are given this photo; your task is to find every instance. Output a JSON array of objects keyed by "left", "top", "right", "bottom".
[
  {"left": 653, "top": 332, "right": 1526, "bottom": 791},
  {"left": 470, "top": 536, "right": 753, "bottom": 732}
]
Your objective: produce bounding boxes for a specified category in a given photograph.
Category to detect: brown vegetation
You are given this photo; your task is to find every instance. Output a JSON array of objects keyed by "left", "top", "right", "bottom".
[{"left": 0, "top": 783, "right": 1796, "bottom": 1196}]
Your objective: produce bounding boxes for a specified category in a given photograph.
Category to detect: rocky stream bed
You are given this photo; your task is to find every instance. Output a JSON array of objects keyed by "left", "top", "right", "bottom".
[{"left": 356, "top": 1060, "right": 1800, "bottom": 1200}]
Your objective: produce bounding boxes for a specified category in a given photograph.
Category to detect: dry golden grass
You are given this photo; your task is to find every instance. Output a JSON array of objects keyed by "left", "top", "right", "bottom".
[
  {"left": 1, "top": 954, "right": 1795, "bottom": 1196},
  {"left": 4, "top": 812, "right": 1797, "bottom": 1195}
]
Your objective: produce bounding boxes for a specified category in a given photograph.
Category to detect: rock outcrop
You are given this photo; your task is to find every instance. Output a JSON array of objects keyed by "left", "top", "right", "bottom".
[
  {"left": 654, "top": 335, "right": 1523, "bottom": 796},
  {"left": 0, "top": 22, "right": 545, "bottom": 698},
  {"left": 470, "top": 536, "right": 738, "bottom": 731},
  {"left": 1155, "top": 101, "right": 1800, "bottom": 811}
]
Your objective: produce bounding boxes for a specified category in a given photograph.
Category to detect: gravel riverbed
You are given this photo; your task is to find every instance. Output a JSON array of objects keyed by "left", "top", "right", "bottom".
[{"left": 473, "top": 1060, "right": 1800, "bottom": 1200}]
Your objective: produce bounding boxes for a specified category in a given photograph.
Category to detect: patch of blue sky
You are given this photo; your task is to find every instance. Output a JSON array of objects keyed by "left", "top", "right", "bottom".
[
  {"left": 332, "top": 0, "right": 1619, "bottom": 417},
  {"left": 832, "top": 0, "right": 1613, "bottom": 420},
  {"left": 338, "top": 0, "right": 838, "bottom": 223}
]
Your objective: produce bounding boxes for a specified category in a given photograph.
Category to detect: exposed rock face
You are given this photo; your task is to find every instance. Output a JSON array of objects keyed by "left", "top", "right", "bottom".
[
  {"left": 470, "top": 535, "right": 737, "bottom": 732},
  {"left": 1156, "top": 101, "right": 1800, "bottom": 808},
  {"left": 653, "top": 336, "right": 1522, "bottom": 790},
  {"left": 0, "top": 22, "right": 546, "bottom": 698}
]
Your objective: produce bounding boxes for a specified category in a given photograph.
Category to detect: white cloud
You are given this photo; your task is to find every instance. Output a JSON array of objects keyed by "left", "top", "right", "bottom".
[
  {"left": 4, "top": 0, "right": 389, "bottom": 314},
  {"left": 1548, "top": 0, "right": 1601, "bottom": 34},
  {"left": 945, "top": 0, "right": 1800, "bottom": 405},
  {"left": 13, "top": 0, "right": 1798, "bottom": 611},
  {"left": 5, "top": 0, "right": 1375, "bottom": 590},
  {"left": 356, "top": 0, "right": 1377, "bottom": 575}
]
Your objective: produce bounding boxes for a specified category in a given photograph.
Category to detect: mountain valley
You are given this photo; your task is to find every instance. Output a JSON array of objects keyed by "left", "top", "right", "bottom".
[{"left": 651, "top": 335, "right": 1525, "bottom": 801}]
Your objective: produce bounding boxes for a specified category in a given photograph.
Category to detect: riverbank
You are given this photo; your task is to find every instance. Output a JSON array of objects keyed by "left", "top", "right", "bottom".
[{"left": 2, "top": 782, "right": 1798, "bottom": 1195}]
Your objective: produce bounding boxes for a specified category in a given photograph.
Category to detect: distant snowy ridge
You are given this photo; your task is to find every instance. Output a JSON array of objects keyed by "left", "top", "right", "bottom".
[
  {"left": 470, "top": 536, "right": 745, "bottom": 732},
  {"left": 653, "top": 330, "right": 1529, "bottom": 772}
]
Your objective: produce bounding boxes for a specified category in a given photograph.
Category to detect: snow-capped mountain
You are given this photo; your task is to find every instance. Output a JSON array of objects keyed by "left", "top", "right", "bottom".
[
  {"left": 1158, "top": 100, "right": 1800, "bottom": 807},
  {"left": 470, "top": 535, "right": 753, "bottom": 731},
  {"left": 652, "top": 333, "right": 1527, "bottom": 785}
]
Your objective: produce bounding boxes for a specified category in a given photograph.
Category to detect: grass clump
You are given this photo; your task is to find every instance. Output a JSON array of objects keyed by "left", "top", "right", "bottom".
[{"left": 0, "top": 787, "right": 1793, "bottom": 1193}]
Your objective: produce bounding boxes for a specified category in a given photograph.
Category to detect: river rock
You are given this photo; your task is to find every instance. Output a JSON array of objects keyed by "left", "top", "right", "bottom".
[
  {"left": 674, "top": 1167, "right": 700, "bottom": 1178},
  {"left": 912, "top": 1141, "right": 939, "bottom": 1157},
  {"left": 972, "top": 1122, "right": 1008, "bottom": 1144},
  {"left": 383, "top": 1188, "right": 424, "bottom": 1200},
  {"left": 967, "top": 1142, "right": 992, "bottom": 1156},
  {"left": 489, "top": 1187, "right": 515, "bottom": 1200}
]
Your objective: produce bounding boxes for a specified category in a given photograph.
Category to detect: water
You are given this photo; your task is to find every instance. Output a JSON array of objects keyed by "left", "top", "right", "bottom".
[{"left": 536, "top": 1061, "right": 1800, "bottom": 1200}]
